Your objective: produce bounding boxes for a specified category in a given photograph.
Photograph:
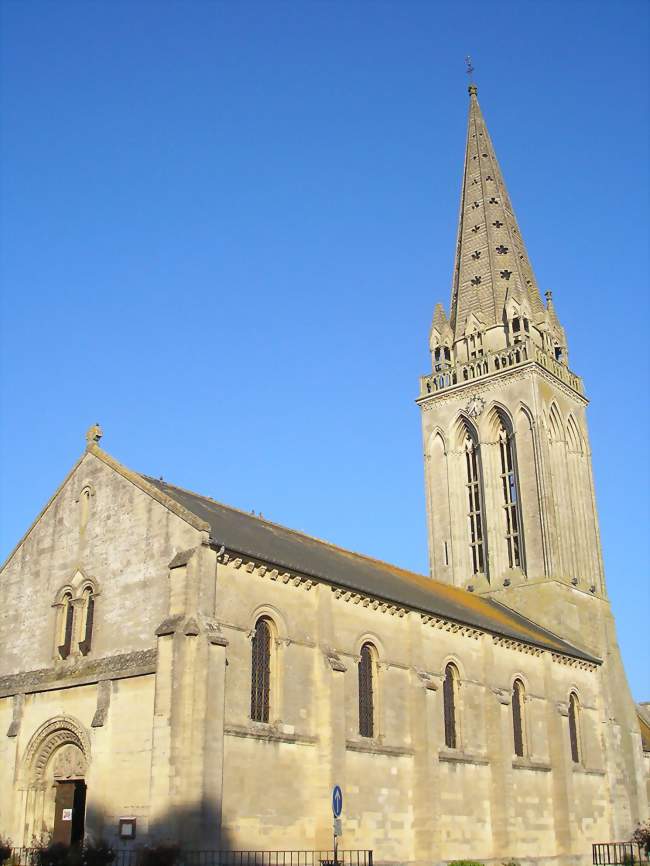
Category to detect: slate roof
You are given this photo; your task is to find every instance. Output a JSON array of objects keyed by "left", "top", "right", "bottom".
[{"left": 145, "top": 476, "right": 600, "bottom": 664}]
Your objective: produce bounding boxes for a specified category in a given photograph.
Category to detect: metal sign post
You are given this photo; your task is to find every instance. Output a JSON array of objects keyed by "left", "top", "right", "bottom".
[{"left": 332, "top": 785, "right": 343, "bottom": 864}]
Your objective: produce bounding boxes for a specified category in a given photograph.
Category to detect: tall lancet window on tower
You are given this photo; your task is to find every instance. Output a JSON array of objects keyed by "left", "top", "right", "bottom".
[
  {"left": 464, "top": 431, "right": 487, "bottom": 575},
  {"left": 498, "top": 417, "right": 525, "bottom": 571}
]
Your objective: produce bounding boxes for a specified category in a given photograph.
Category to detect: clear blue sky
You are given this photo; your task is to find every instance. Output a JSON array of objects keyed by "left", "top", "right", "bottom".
[{"left": 1, "top": 1, "right": 648, "bottom": 699}]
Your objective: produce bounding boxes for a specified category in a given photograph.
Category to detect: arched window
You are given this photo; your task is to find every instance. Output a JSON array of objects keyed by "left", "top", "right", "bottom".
[
  {"left": 498, "top": 418, "right": 525, "bottom": 570},
  {"left": 464, "top": 432, "right": 487, "bottom": 575},
  {"left": 443, "top": 663, "right": 459, "bottom": 749},
  {"left": 568, "top": 692, "right": 581, "bottom": 764},
  {"left": 512, "top": 679, "right": 526, "bottom": 757},
  {"left": 358, "top": 642, "right": 376, "bottom": 738},
  {"left": 250, "top": 618, "right": 272, "bottom": 723},
  {"left": 78, "top": 588, "right": 95, "bottom": 655},
  {"left": 58, "top": 593, "right": 74, "bottom": 659}
]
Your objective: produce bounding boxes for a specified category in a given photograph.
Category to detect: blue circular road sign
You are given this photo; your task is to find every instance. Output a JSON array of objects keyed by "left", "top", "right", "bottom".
[{"left": 332, "top": 785, "right": 343, "bottom": 818}]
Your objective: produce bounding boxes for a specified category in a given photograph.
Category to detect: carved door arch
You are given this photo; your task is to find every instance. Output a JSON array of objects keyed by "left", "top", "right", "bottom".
[{"left": 19, "top": 717, "right": 91, "bottom": 847}]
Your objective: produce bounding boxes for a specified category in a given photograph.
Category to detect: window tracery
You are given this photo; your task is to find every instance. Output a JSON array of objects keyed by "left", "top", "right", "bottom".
[
  {"left": 498, "top": 420, "right": 525, "bottom": 571},
  {"left": 464, "top": 432, "right": 487, "bottom": 575}
]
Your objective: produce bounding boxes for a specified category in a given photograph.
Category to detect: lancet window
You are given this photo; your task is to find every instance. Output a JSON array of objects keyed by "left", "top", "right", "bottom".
[
  {"left": 358, "top": 642, "right": 377, "bottom": 738},
  {"left": 251, "top": 617, "right": 273, "bottom": 723},
  {"left": 568, "top": 692, "right": 581, "bottom": 764},
  {"left": 512, "top": 679, "right": 526, "bottom": 757},
  {"left": 464, "top": 432, "right": 487, "bottom": 575},
  {"left": 443, "top": 663, "right": 459, "bottom": 749},
  {"left": 498, "top": 418, "right": 525, "bottom": 570}
]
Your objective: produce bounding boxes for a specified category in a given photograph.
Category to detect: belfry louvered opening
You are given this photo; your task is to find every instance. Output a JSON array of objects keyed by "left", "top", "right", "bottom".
[{"left": 463, "top": 429, "right": 487, "bottom": 576}]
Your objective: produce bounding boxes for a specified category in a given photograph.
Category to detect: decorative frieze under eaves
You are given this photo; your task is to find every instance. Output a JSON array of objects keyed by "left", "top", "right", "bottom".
[
  {"left": 550, "top": 652, "right": 598, "bottom": 671},
  {"left": 219, "top": 548, "right": 592, "bottom": 669},
  {"left": 421, "top": 614, "right": 481, "bottom": 640},
  {"left": 220, "top": 552, "right": 317, "bottom": 592},
  {"left": 492, "top": 635, "right": 543, "bottom": 656}
]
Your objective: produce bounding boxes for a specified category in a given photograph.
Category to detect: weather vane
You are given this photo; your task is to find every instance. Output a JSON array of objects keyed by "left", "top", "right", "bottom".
[{"left": 465, "top": 55, "right": 475, "bottom": 81}]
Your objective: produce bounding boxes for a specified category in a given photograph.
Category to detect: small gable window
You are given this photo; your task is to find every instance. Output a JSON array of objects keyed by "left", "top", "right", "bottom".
[
  {"left": 58, "top": 593, "right": 74, "bottom": 660},
  {"left": 78, "top": 588, "right": 95, "bottom": 655}
]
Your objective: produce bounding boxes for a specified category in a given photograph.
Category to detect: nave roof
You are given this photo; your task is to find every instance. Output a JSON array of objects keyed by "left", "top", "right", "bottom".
[{"left": 144, "top": 473, "right": 599, "bottom": 665}]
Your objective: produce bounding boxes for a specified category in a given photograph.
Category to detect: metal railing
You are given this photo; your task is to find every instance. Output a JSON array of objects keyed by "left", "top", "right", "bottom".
[
  {"left": 8, "top": 850, "right": 373, "bottom": 866},
  {"left": 419, "top": 337, "right": 584, "bottom": 397},
  {"left": 593, "top": 842, "right": 650, "bottom": 864}
]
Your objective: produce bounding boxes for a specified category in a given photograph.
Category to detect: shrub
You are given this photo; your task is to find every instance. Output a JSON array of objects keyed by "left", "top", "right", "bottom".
[
  {"left": 503, "top": 862, "right": 521, "bottom": 866},
  {"left": 448, "top": 861, "right": 483, "bottom": 866},
  {"left": 631, "top": 821, "right": 650, "bottom": 855},
  {"left": 82, "top": 841, "right": 115, "bottom": 866},
  {"left": 137, "top": 843, "right": 180, "bottom": 866},
  {"left": 33, "top": 843, "right": 69, "bottom": 866},
  {"left": 0, "top": 838, "right": 12, "bottom": 864}
]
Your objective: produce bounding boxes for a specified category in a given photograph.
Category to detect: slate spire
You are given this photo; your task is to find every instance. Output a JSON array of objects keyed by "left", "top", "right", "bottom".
[{"left": 449, "top": 84, "right": 546, "bottom": 338}]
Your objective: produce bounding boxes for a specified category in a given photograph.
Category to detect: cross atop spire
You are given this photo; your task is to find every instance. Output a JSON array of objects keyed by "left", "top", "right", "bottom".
[{"left": 448, "top": 85, "right": 546, "bottom": 339}]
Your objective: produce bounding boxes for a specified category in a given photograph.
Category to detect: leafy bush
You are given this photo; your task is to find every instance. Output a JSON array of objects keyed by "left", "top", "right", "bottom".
[
  {"left": 503, "top": 862, "right": 521, "bottom": 866},
  {"left": 137, "top": 843, "right": 180, "bottom": 866},
  {"left": 82, "top": 841, "right": 115, "bottom": 866},
  {"left": 448, "top": 861, "right": 483, "bottom": 866},
  {"left": 0, "top": 838, "right": 12, "bottom": 864},
  {"left": 33, "top": 843, "right": 69, "bottom": 866},
  {"left": 632, "top": 821, "right": 650, "bottom": 855}
]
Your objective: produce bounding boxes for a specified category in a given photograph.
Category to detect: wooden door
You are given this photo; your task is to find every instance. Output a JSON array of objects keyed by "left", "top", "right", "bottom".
[{"left": 52, "top": 782, "right": 75, "bottom": 845}]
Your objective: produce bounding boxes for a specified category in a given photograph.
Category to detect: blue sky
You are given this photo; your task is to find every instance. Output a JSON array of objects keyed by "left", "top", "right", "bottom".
[{"left": 1, "top": 0, "right": 648, "bottom": 699}]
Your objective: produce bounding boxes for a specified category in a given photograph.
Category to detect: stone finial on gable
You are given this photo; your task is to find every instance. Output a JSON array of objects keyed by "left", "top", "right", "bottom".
[{"left": 86, "top": 423, "right": 103, "bottom": 449}]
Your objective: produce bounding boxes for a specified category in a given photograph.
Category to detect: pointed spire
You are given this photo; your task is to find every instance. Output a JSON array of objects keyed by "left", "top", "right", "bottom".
[{"left": 449, "top": 85, "right": 546, "bottom": 340}]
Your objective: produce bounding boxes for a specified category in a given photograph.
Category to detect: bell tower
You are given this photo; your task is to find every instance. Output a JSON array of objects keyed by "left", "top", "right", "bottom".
[
  {"left": 418, "top": 83, "right": 601, "bottom": 606},
  {"left": 417, "top": 84, "right": 647, "bottom": 834}
]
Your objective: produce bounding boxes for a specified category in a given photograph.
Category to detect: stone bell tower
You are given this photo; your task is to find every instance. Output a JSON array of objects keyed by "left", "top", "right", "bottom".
[
  {"left": 416, "top": 82, "right": 648, "bottom": 833},
  {"left": 418, "top": 82, "right": 597, "bottom": 604}
]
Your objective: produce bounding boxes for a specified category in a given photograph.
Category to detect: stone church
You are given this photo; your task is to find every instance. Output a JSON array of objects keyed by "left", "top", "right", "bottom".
[{"left": 0, "top": 85, "right": 648, "bottom": 865}]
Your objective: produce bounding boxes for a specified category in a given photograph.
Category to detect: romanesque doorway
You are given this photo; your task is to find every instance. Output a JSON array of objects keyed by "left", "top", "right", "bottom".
[{"left": 19, "top": 717, "right": 91, "bottom": 848}]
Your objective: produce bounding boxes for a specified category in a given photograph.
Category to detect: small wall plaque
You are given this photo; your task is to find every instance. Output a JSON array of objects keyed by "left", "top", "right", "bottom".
[
  {"left": 118, "top": 818, "right": 137, "bottom": 839},
  {"left": 62, "top": 809, "right": 72, "bottom": 822}
]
